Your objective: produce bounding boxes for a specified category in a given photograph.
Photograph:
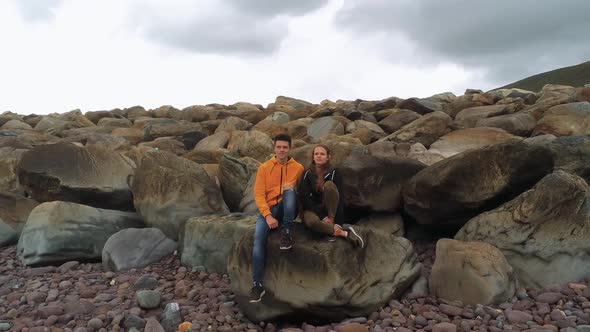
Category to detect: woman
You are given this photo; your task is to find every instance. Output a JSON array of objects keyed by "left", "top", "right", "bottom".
[{"left": 298, "top": 144, "right": 364, "bottom": 248}]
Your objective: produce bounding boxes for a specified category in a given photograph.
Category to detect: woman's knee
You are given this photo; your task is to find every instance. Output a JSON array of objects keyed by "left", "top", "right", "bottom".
[
  {"left": 323, "top": 181, "right": 338, "bottom": 193},
  {"left": 302, "top": 211, "right": 320, "bottom": 226}
]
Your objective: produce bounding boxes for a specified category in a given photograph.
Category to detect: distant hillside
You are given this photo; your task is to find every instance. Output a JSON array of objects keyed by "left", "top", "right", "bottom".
[{"left": 496, "top": 60, "right": 590, "bottom": 92}]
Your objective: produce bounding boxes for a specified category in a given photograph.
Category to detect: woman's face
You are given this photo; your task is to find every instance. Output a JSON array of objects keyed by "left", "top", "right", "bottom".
[{"left": 313, "top": 146, "right": 330, "bottom": 166}]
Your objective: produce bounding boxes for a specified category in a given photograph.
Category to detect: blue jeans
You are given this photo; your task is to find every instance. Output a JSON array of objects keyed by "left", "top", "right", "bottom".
[{"left": 252, "top": 189, "right": 297, "bottom": 285}]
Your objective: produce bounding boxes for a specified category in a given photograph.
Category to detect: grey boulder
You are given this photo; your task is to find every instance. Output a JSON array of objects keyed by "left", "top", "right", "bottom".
[
  {"left": 228, "top": 223, "right": 421, "bottom": 322},
  {"left": 456, "top": 171, "right": 590, "bottom": 288},
  {"left": 17, "top": 201, "right": 144, "bottom": 266},
  {"left": 102, "top": 228, "right": 177, "bottom": 272},
  {"left": 181, "top": 213, "right": 256, "bottom": 273}
]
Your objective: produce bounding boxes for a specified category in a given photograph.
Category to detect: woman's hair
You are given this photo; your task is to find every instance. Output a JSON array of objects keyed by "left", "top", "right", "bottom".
[{"left": 309, "top": 144, "right": 331, "bottom": 168}]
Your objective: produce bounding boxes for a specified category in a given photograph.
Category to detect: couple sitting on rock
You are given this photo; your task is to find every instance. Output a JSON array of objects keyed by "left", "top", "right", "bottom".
[{"left": 249, "top": 133, "right": 364, "bottom": 303}]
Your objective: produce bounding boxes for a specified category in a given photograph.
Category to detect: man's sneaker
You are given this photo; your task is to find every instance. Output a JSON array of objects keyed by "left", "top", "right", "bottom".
[
  {"left": 344, "top": 225, "right": 365, "bottom": 248},
  {"left": 248, "top": 285, "right": 266, "bottom": 303},
  {"left": 279, "top": 229, "right": 292, "bottom": 250}
]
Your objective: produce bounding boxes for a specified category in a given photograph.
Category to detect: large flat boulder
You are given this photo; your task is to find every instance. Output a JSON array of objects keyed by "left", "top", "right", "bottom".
[
  {"left": 533, "top": 102, "right": 590, "bottom": 136},
  {"left": 132, "top": 150, "right": 229, "bottom": 240},
  {"left": 181, "top": 213, "right": 256, "bottom": 273},
  {"left": 102, "top": 228, "right": 177, "bottom": 272},
  {"left": 524, "top": 95, "right": 572, "bottom": 120},
  {"left": 403, "top": 140, "right": 554, "bottom": 227},
  {"left": 430, "top": 239, "right": 516, "bottom": 305},
  {"left": 377, "top": 109, "right": 421, "bottom": 134},
  {"left": 379, "top": 111, "right": 452, "bottom": 148},
  {"left": 454, "top": 105, "right": 508, "bottom": 128},
  {"left": 227, "top": 223, "right": 421, "bottom": 322},
  {"left": 429, "top": 127, "right": 519, "bottom": 158},
  {"left": 456, "top": 171, "right": 590, "bottom": 288},
  {"left": 17, "top": 142, "right": 135, "bottom": 210},
  {"left": 475, "top": 112, "right": 537, "bottom": 137},
  {"left": 17, "top": 201, "right": 144, "bottom": 266}
]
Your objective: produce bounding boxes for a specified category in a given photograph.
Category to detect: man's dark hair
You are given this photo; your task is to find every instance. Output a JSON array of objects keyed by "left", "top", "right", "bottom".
[{"left": 273, "top": 133, "right": 292, "bottom": 147}]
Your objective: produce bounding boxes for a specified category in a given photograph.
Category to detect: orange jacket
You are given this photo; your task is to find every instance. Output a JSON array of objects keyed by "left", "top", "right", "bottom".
[{"left": 254, "top": 156, "right": 304, "bottom": 217}]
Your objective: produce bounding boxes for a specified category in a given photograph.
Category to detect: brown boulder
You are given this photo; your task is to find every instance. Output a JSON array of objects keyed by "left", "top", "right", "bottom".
[
  {"left": 379, "top": 111, "right": 452, "bottom": 148},
  {"left": 429, "top": 127, "right": 519, "bottom": 158},
  {"left": 533, "top": 102, "right": 590, "bottom": 136},
  {"left": 18, "top": 143, "right": 135, "bottom": 210},
  {"left": 378, "top": 109, "right": 421, "bottom": 134},
  {"left": 474, "top": 112, "right": 537, "bottom": 136},
  {"left": 227, "top": 130, "right": 273, "bottom": 162},
  {"left": 403, "top": 140, "right": 554, "bottom": 227},
  {"left": 132, "top": 150, "right": 228, "bottom": 239},
  {"left": 456, "top": 171, "right": 590, "bottom": 288},
  {"left": 454, "top": 105, "right": 508, "bottom": 128},
  {"left": 430, "top": 239, "right": 516, "bottom": 305}
]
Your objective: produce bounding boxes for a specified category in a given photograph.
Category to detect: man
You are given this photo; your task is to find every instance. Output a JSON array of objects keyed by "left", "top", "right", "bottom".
[{"left": 249, "top": 133, "right": 304, "bottom": 303}]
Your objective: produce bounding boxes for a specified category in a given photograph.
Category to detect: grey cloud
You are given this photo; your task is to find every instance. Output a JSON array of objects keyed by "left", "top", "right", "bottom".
[
  {"left": 16, "top": 0, "right": 62, "bottom": 21},
  {"left": 228, "top": 0, "right": 329, "bottom": 17},
  {"left": 336, "top": 0, "right": 590, "bottom": 84},
  {"left": 137, "top": 0, "right": 329, "bottom": 56}
]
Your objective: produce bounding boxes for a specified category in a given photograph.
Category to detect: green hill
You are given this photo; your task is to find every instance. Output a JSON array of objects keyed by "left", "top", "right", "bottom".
[{"left": 496, "top": 60, "right": 590, "bottom": 92}]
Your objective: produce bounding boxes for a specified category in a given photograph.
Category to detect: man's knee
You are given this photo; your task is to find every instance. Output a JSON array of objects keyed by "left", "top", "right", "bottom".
[
  {"left": 282, "top": 189, "right": 297, "bottom": 207},
  {"left": 253, "top": 216, "right": 269, "bottom": 240}
]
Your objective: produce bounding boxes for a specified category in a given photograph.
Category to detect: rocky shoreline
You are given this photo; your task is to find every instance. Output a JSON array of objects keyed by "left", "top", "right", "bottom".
[
  {"left": 2, "top": 85, "right": 590, "bottom": 331},
  {"left": 2, "top": 241, "right": 590, "bottom": 332}
]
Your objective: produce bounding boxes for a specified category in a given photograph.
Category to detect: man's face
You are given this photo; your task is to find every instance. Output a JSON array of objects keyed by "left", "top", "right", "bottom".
[{"left": 274, "top": 140, "right": 290, "bottom": 161}]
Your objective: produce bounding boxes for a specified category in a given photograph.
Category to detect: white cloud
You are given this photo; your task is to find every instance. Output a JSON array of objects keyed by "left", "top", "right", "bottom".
[
  {"left": 15, "top": 0, "right": 63, "bottom": 22},
  {"left": 0, "top": 0, "right": 497, "bottom": 116}
]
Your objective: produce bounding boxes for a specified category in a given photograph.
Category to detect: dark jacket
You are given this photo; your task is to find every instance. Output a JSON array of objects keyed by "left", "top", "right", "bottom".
[{"left": 298, "top": 167, "right": 345, "bottom": 224}]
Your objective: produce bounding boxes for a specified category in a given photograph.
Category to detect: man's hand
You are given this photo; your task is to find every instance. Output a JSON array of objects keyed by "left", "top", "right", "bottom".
[
  {"left": 323, "top": 217, "right": 334, "bottom": 225},
  {"left": 265, "top": 215, "right": 279, "bottom": 229}
]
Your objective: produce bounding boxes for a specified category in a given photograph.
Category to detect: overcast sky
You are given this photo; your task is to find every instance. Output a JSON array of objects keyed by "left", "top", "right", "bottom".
[{"left": 1, "top": 0, "right": 589, "bottom": 115}]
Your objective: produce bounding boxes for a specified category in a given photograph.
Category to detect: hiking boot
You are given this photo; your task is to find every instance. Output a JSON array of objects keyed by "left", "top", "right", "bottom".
[
  {"left": 248, "top": 285, "right": 266, "bottom": 303},
  {"left": 279, "top": 229, "right": 292, "bottom": 250},
  {"left": 343, "top": 224, "right": 365, "bottom": 248}
]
